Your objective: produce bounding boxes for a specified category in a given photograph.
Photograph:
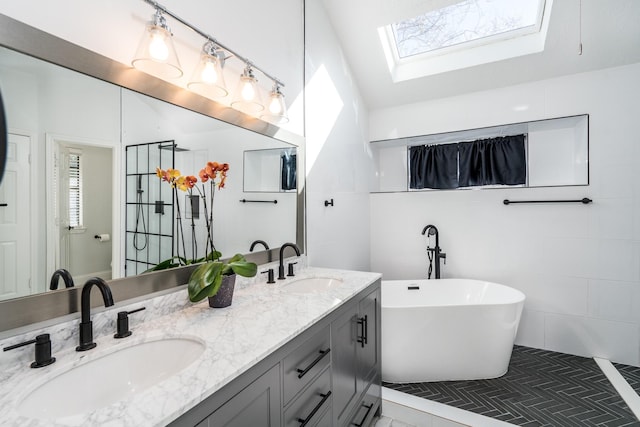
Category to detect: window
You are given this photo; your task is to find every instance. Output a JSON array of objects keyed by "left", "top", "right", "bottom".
[
  {"left": 378, "top": 0, "right": 550, "bottom": 82},
  {"left": 68, "top": 152, "right": 83, "bottom": 228},
  {"left": 391, "top": 0, "right": 544, "bottom": 59}
]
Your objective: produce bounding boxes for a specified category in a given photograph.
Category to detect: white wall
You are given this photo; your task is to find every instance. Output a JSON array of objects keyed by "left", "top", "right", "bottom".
[
  {"left": 369, "top": 62, "right": 640, "bottom": 366},
  {"left": 304, "top": 0, "right": 373, "bottom": 271}
]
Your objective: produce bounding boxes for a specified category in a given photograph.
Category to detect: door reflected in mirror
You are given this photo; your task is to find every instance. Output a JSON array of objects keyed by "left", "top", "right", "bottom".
[{"left": 53, "top": 141, "right": 114, "bottom": 283}]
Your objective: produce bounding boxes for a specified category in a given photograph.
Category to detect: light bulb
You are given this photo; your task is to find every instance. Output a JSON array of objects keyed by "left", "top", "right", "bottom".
[
  {"left": 201, "top": 60, "right": 218, "bottom": 84},
  {"left": 149, "top": 30, "right": 169, "bottom": 61},
  {"left": 269, "top": 95, "right": 283, "bottom": 114},
  {"left": 241, "top": 79, "right": 255, "bottom": 101}
]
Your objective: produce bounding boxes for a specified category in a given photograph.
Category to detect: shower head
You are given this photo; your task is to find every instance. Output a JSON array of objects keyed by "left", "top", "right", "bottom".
[
  {"left": 158, "top": 143, "right": 189, "bottom": 152},
  {"left": 137, "top": 175, "right": 143, "bottom": 193}
]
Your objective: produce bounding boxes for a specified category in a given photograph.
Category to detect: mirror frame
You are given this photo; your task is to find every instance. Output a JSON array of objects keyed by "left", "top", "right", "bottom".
[{"left": 0, "top": 13, "right": 305, "bottom": 333}]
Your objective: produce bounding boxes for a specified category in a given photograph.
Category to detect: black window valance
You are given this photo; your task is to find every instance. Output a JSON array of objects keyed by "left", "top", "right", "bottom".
[
  {"left": 409, "top": 143, "right": 458, "bottom": 189},
  {"left": 409, "top": 134, "right": 526, "bottom": 190},
  {"left": 458, "top": 135, "right": 526, "bottom": 187}
]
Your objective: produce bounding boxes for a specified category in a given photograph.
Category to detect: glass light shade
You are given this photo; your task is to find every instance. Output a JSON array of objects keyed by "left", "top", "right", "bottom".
[
  {"left": 261, "top": 88, "right": 289, "bottom": 123},
  {"left": 231, "top": 73, "right": 264, "bottom": 115},
  {"left": 132, "top": 24, "right": 183, "bottom": 79},
  {"left": 188, "top": 52, "right": 228, "bottom": 99}
]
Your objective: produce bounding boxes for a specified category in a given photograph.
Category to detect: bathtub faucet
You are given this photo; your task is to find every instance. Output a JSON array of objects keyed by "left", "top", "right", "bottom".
[{"left": 421, "top": 224, "right": 446, "bottom": 279}]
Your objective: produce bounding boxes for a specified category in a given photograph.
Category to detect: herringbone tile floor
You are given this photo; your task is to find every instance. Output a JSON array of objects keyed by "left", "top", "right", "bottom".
[
  {"left": 614, "top": 363, "right": 640, "bottom": 397},
  {"left": 384, "top": 346, "right": 640, "bottom": 426}
]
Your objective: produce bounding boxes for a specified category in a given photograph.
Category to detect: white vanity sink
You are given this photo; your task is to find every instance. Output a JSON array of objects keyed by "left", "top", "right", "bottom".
[
  {"left": 17, "top": 337, "right": 205, "bottom": 420},
  {"left": 283, "top": 277, "right": 344, "bottom": 293}
]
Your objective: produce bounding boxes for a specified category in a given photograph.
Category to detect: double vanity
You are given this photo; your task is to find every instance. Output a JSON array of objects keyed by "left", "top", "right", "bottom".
[{"left": 0, "top": 263, "right": 381, "bottom": 426}]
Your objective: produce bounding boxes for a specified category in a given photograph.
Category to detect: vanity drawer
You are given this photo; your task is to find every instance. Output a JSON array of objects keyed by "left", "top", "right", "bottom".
[
  {"left": 343, "top": 382, "right": 380, "bottom": 427},
  {"left": 284, "top": 367, "right": 332, "bottom": 427},
  {"left": 283, "top": 325, "right": 331, "bottom": 405}
]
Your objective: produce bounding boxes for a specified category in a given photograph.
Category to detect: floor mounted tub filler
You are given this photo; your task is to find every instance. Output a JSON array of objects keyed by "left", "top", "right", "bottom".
[{"left": 382, "top": 279, "right": 525, "bottom": 383}]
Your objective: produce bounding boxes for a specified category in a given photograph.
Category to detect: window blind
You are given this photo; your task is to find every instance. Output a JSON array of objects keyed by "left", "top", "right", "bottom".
[{"left": 68, "top": 153, "right": 82, "bottom": 228}]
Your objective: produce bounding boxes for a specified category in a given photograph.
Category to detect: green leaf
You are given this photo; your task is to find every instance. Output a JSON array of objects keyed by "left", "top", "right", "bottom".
[
  {"left": 187, "top": 262, "right": 223, "bottom": 302},
  {"left": 229, "top": 260, "right": 258, "bottom": 278},
  {"left": 144, "top": 256, "right": 187, "bottom": 272},
  {"left": 193, "top": 251, "right": 222, "bottom": 264}
]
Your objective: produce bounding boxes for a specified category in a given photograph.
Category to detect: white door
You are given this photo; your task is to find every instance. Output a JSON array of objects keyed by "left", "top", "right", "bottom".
[
  {"left": 56, "top": 145, "right": 72, "bottom": 271},
  {"left": 0, "top": 133, "right": 31, "bottom": 300}
]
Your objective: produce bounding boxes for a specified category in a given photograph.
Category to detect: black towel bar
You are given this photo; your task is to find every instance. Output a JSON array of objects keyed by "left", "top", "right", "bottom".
[
  {"left": 503, "top": 198, "right": 592, "bottom": 205},
  {"left": 239, "top": 199, "right": 278, "bottom": 204}
]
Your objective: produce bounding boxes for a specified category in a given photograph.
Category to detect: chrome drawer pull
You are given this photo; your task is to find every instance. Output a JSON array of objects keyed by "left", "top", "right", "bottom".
[
  {"left": 352, "top": 402, "right": 374, "bottom": 427},
  {"left": 296, "top": 348, "right": 331, "bottom": 379},
  {"left": 297, "top": 390, "right": 331, "bottom": 426}
]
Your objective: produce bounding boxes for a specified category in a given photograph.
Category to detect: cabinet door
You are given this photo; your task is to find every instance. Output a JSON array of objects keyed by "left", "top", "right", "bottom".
[
  {"left": 358, "top": 287, "right": 380, "bottom": 390},
  {"left": 331, "top": 307, "right": 359, "bottom": 426},
  {"left": 204, "top": 364, "right": 281, "bottom": 427}
]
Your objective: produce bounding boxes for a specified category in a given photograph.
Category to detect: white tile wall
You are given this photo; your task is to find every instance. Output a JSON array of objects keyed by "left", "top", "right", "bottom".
[
  {"left": 588, "top": 279, "right": 640, "bottom": 323},
  {"left": 369, "top": 62, "right": 640, "bottom": 366},
  {"left": 305, "top": 0, "right": 373, "bottom": 271},
  {"left": 544, "top": 314, "right": 639, "bottom": 365},
  {"left": 515, "top": 309, "right": 545, "bottom": 349}
]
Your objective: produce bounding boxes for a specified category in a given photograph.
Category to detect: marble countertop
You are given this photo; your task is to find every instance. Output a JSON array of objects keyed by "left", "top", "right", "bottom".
[{"left": 0, "top": 264, "right": 380, "bottom": 426}]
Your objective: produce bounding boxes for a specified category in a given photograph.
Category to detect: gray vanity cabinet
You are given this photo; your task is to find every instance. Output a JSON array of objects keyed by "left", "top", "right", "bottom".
[
  {"left": 332, "top": 286, "right": 381, "bottom": 427},
  {"left": 195, "top": 364, "right": 281, "bottom": 427},
  {"left": 169, "top": 279, "right": 381, "bottom": 427}
]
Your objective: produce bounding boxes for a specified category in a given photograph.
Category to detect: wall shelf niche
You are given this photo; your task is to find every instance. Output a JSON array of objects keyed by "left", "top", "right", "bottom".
[{"left": 370, "top": 114, "right": 589, "bottom": 193}]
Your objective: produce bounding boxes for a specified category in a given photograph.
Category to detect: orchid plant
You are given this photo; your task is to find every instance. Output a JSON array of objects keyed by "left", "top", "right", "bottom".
[{"left": 151, "top": 161, "right": 257, "bottom": 302}]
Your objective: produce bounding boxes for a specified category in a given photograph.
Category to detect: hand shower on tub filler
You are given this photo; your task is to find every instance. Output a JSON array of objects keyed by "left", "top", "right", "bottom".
[{"left": 421, "top": 224, "right": 446, "bottom": 279}]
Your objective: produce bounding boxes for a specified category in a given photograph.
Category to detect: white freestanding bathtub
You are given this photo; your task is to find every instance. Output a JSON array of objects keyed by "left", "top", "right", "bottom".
[{"left": 382, "top": 279, "right": 525, "bottom": 383}]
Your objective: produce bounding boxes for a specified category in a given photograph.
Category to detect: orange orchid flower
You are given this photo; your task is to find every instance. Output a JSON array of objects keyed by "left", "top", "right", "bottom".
[
  {"left": 157, "top": 162, "right": 228, "bottom": 190},
  {"left": 199, "top": 168, "right": 209, "bottom": 183}
]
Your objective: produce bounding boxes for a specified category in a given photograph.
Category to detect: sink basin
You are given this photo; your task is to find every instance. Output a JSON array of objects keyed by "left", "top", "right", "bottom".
[
  {"left": 284, "top": 277, "right": 344, "bottom": 293},
  {"left": 18, "top": 337, "right": 205, "bottom": 419}
]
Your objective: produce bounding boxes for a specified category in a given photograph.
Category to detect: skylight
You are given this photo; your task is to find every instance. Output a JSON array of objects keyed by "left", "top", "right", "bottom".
[
  {"left": 391, "top": 0, "right": 545, "bottom": 59},
  {"left": 378, "top": 0, "right": 551, "bottom": 82}
]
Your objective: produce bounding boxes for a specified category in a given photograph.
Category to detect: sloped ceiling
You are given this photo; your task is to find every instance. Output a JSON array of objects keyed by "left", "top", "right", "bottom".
[{"left": 322, "top": 0, "right": 640, "bottom": 110}]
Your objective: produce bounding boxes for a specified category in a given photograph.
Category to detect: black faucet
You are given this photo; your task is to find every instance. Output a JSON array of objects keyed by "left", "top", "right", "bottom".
[
  {"left": 422, "top": 225, "right": 446, "bottom": 279},
  {"left": 49, "top": 268, "right": 74, "bottom": 290},
  {"left": 278, "top": 242, "right": 300, "bottom": 280},
  {"left": 250, "top": 239, "right": 271, "bottom": 262},
  {"left": 76, "top": 277, "right": 114, "bottom": 352}
]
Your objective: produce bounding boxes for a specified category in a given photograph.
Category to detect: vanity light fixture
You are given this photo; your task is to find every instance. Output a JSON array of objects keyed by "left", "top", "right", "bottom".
[
  {"left": 261, "top": 83, "right": 289, "bottom": 124},
  {"left": 231, "top": 65, "right": 264, "bottom": 114},
  {"left": 132, "top": 0, "right": 288, "bottom": 123},
  {"left": 187, "top": 41, "right": 228, "bottom": 99},
  {"left": 132, "top": 8, "right": 183, "bottom": 79}
]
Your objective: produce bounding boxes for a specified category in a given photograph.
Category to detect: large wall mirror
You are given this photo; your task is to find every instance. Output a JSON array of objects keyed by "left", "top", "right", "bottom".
[{"left": 0, "top": 14, "right": 304, "bottom": 331}]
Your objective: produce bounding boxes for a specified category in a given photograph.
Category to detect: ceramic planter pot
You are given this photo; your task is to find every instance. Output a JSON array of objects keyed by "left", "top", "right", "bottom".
[{"left": 208, "top": 274, "right": 236, "bottom": 308}]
